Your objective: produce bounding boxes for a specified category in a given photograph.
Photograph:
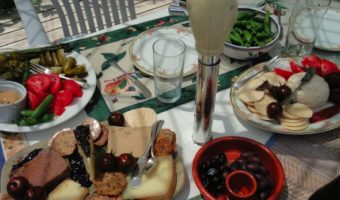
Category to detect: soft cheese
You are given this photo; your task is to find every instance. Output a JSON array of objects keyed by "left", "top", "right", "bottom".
[
  {"left": 122, "top": 155, "right": 176, "bottom": 200},
  {"left": 106, "top": 125, "right": 152, "bottom": 157},
  {"left": 47, "top": 179, "right": 88, "bottom": 200}
]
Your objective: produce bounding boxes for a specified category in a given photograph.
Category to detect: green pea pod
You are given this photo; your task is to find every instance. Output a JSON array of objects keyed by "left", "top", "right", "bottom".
[
  {"left": 234, "top": 21, "right": 249, "bottom": 29},
  {"left": 253, "top": 37, "right": 265, "bottom": 47},
  {"left": 20, "top": 110, "right": 34, "bottom": 117},
  {"left": 237, "top": 11, "right": 258, "bottom": 21},
  {"left": 230, "top": 33, "right": 243, "bottom": 46},
  {"left": 18, "top": 117, "right": 38, "bottom": 126},
  {"left": 256, "top": 32, "right": 275, "bottom": 40},
  {"left": 32, "top": 95, "right": 54, "bottom": 119},
  {"left": 264, "top": 11, "right": 271, "bottom": 33},
  {"left": 21, "top": 70, "right": 30, "bottom": 85},
  {"left": 40, "top": 113, "right": 55, "bottom": 123},
  {"left": 18, "top": 119, "right": 29, "bottom": 126},
  {"left": 234, "top": 27, "right": 243, "bottom": 35},
  {"left": 244, "top": 30, "right": 252, "bottom": 43},
  {"left": 230, "top": 29, "right": 244, "bottom": 45}
]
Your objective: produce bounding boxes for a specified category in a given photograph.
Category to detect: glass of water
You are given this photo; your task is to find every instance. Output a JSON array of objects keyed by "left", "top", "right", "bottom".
[
  {"left": 153, "top": 38, "right": 186, "bottom": 103},
  {"left": 282, "top": 0, "right": 331, "bottom": 57}
]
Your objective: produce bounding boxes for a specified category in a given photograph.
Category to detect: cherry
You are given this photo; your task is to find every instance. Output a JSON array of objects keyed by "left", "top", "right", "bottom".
[
  {"left": 277, "top": 85, "right": 292, "bottom": 101},
  {"left": 100, "top": 153, "right": 118, "bottom": 172},
  {"left": 7, "top": 176, "right": 29, "bottom": 199},
  {"left": 118, "top": 153, "right": 136, "bottom": 173},
  {"left": 108, "top": 111, "right": 125, "bottom": 126},
  {"left": 24, "top": 186, "right": 46, "bottom": 200},
  {"left": 266, "top": 102, "right": 283, "bottom": 119}
]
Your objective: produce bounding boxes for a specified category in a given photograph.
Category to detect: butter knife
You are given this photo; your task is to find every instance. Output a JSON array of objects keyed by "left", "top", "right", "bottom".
[
  {"left": 130, "top": 120, "right": 164, "bottom": 188},
  {"left": 111, "top": 61, "right": 152, "bottom": 98}
]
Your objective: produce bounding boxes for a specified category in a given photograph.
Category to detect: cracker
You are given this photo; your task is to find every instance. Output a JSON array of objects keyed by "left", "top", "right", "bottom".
[
  {"left": 285, "top": 103, "right": 313, "bottom": 119},
  {"left": 282, "top": 109, "right": 300, "bottom": 119},
  {"left": 247, "top": 105, "right": 258, "bottom": 113},
  {"left": 280, "top": 117, "right": 305, "bottom": 123},
  {"left": 239, "top": 90, "right": 265, "bottom": 103},
  {"left": 239, "top": 78, "right": 265, "bottom": 92},
  {"left": 254, "top": 113, "right": 272, "bottom": 121},
  {"left": 282, "top": 123, "right": 307, "bottom": 131},
  {"left": 281, "top": 120, "right": 306, "bottom": 127},
  {"left": 263, "top": 72, "right": 286, "bottom": 86}
]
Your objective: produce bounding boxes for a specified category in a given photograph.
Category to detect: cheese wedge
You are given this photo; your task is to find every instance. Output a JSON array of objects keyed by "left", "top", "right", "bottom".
[
  {"left": 122, "top": 155, "right": 176, "bottom": 200},
  {"left": 106, "top": 125, "right": 152, "bottom": 158},
  {"left": 47, "top": 179, "right": 88, "bottom": 200},
  {"left": 123, "top": 107, "right": 157, "bottom": 127}
]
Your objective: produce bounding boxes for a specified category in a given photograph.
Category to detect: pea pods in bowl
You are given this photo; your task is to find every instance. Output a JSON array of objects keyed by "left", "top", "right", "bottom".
[{"left": 223, "top": 6, "right": 281, "bottom": 60}]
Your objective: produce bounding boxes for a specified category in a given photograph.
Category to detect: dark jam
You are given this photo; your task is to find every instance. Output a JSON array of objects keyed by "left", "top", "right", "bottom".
[
  {"left": 11, "top": 148, "right": 43, "bottom": 172},
  {"left": 67, "top": 150, "right": 92, "bottom": 187},
  {"left": 74, "top": 125, "right": 91, "bottom": 157}
]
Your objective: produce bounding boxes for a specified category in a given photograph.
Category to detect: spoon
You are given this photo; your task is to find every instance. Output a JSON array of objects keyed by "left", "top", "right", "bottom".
[{"left": 144, "top": 120, "right": 164, "bottom": 174}]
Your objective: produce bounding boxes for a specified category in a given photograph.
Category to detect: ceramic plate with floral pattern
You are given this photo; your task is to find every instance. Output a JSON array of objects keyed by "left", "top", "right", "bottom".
[
  {"left": 129, "top": 26, "right": 199, "bottom": 77},
  {"left": 230, "top": 57, "right": 340, "bottom": 135}
]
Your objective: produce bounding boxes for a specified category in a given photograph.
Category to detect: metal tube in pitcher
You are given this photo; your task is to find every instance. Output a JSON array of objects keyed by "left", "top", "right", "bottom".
[{"left": 193, "top": 55, "right": 220, "bottom": 145}]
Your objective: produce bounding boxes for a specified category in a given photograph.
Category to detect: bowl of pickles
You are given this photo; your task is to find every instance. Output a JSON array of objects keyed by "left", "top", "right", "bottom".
[{"left": 224, "top": 6, "right": 281, "bottom": 60}]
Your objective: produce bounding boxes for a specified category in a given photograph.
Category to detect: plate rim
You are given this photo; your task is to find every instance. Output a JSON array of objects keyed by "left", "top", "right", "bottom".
[
  {"left": 0, "top": 51, "right": 96, "bottom": 133},
  {"left": 129, "top": 26, "right": 197, "bottom": 77},
  {"left": 230, "top": 59, "right": 340, "bottom": 135}
]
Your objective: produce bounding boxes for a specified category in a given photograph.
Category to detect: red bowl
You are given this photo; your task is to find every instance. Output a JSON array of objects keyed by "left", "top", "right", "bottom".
[{"left": 192, "top": 136, "right": 285, "bottom": 200}]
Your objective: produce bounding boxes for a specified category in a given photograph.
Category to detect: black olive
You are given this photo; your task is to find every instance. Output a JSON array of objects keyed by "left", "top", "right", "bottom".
[
  {"left": 199, "top": 162, "right": 209, "bottom": 173},
  {"left": 217, "top": 153, "right": 227, "bottom": 165},
  {"left": 206, "top": 167, "right": 219, "bottom": 178},
  {"left": 247, "top": 156, "right": 261, "bottom": 164},
  {"left": 260, "top": 165, "right": 269, "bottom": 175},
  {"left": 246, "top": 163, "right": 261, "bottom": 173},
  {"left": 201, "top": 178, "right": 210, "bottom": 189},
  {"left": 241, "top": 151, "right": 256, "bottom": 158}
]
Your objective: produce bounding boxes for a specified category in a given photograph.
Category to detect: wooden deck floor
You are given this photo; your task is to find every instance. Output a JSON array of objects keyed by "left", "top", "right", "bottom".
[{"left": 0, "top": 0, "right": 172, "bottom": 49}]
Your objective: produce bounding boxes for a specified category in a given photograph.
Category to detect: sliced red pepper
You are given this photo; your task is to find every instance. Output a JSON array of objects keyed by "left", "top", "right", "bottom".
[
  {"left": 309, "top": 105, "right": 340, "bottom": 123},
  {"left": 289, "top": 60, "right": 305, "bottom": 73},
  {"left": 51, "top": 101, "right": 65, "bottom": 116},
  {"left": 320, "top": 59, "right": 340, "bottom": 77},
  {"left": 49, "top": 73, "right": 62, "bottom": 94},
  {"left": 55, "top": 90, "right": 74, "bottom": 107},
  {"left": 273, "top": 68, "right": 294, "bottom": 80},
  {"left": 27, "top": 91, "right": 42, "bottom": 110},
  {"left": 301, "top": 54, "right": 322, "bottom": 68},
  {"left": 26, "top": 74, "right": 51, "bottom": 92},
  {"left": 63, "top": 80, "right": 83, "bottom": 97}
]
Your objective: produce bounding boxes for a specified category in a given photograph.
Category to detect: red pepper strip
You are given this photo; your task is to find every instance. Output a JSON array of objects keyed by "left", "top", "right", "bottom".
[{"left": 309, "top": 104, "right": 340, "bottom": 123}]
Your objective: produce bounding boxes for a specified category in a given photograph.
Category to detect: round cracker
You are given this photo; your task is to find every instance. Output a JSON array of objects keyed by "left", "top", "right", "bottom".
[
  {"left": 254, "top": 113, "right": 272, "bottom": 121},
  {"left": 239, "top": 78, "right": 265, "bottom": 92},
  {"left": 263, "top": 72, "right": 286, "bottom": 86},
  {"left": 285, "top": 103, "right": 313, "bottom": 119},
  {"left": 282, "top": 109, "right": 300, "bottom": 119},
  {"left": 254, "top": 95, "right": 276, "bottom": 116},
  {"left": 282, "top": 123, "right": 307, "bottom": 131},
  {"left": 247, "top": 105, "right": 259, "bottom": 113},
  {"left": 281, "top": 120, "right": 306, "bottom": 127},
  {"left": 239, "top": 90, "right": 265, "bottom": 103},
  {"left": 280, "top": 117, "right": 305, "bottom": 123}
]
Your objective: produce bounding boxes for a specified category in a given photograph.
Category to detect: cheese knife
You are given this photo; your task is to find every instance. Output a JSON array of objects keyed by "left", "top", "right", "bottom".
[
  {"left": 130, "top": 120, "right": 164, "bottom": 188},
  {"left": 111, "top": 61, "right": 152, "bottom": 98}
]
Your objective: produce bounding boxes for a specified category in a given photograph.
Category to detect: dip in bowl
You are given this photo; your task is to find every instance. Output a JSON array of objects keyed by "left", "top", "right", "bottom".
[{"left": 0, "top": 81, "right": 27, "bottom": 123}]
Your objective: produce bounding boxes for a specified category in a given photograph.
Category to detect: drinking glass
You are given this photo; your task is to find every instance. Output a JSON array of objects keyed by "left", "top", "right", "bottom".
[
  {"left": 282, "top": 0, "right": 331, "bottom": 57},
  {"left": 153, "top": 38, "right": 186, "bottom": 103}
]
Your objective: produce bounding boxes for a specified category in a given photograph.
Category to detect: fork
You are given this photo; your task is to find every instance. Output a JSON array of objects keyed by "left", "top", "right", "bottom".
[
  {"left": 234, "top": 55, "right": 281, "bottom": 90},
  {"left": 30, "top": 64, "right": 90, "bottom": 89}
]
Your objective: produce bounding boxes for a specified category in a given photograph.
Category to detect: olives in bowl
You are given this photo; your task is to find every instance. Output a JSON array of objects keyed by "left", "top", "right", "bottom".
[
  {"left": 223, "top": 6, "right": 281, "bottom": 60},
  {"left": 192, "top": 136, "right": 285, "bottom": 200}
]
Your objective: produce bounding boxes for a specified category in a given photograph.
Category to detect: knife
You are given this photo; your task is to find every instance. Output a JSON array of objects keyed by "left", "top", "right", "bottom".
[
  {"left": 111, "top": 61, "right": 152, "bottom": 98},
  {"left": 130, "top": 120, "right": 164, "bottom": 188}
]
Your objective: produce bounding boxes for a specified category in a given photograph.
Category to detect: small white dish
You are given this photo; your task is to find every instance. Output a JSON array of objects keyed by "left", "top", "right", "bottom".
[
  {"left": 129, "top": 26, "right": 199, "bottom": 77},
  {"left": 0, "top": 81, "right": 27, "bottom": 123}
]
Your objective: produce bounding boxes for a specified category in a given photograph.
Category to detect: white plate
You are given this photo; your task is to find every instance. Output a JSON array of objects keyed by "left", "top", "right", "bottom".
[
  {"left": 230, "top": 58, "right": 340, "bottom": 135},
  {"left": 294, "top": 7, "right": 340, "bottom": 51},
  {"left": 129, "top": 26, "right": 199, "bottom": 77},
  {"left": 0, "top": 51, "right": 96, "bottom": 133}
]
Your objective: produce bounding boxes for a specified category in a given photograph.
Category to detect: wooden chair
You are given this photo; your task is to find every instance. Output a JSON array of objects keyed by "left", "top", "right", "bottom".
[{"left": 51, "top": 0, "right": 137, "bottom": 37}]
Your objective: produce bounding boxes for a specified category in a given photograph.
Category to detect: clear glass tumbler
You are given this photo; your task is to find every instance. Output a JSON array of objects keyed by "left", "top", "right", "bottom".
[
  {"left": 282, "top": 0, "right": 331, "bottom": 57},
  {"left": 153, "top": 38, "right": 186, "bottom": 103}
]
